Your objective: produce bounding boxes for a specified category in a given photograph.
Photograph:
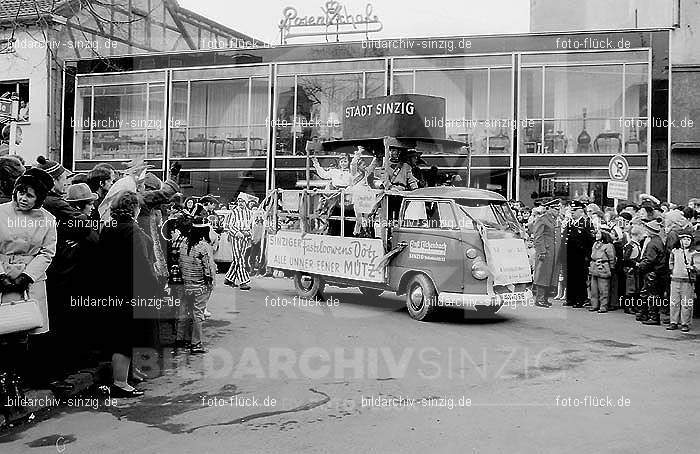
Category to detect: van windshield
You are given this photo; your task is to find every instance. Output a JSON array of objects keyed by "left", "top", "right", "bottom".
[{"left": 455, "top": 199, "right": 519, "bottom": 230}]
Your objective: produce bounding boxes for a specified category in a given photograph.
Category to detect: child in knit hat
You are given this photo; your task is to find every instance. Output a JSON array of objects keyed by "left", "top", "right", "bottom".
[{"left": 667, "top": 230, "right": 698, "bottom": 332}]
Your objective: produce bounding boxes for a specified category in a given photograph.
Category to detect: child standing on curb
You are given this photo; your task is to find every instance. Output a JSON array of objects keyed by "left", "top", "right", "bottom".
[
  {"left": 667, "top": 229, "right": 699, "bottom": 333},
  {"left": 177, "top": 217, "right": 217, "bottom": 354},
  {"left": 588, "top": 227, "right": 616, "bottom": 313}
]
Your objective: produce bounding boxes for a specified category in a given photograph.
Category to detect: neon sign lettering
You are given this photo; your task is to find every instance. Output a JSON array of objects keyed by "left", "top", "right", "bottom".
[{"left": 279, "top": 1, "right": 383, "bottom": 43}]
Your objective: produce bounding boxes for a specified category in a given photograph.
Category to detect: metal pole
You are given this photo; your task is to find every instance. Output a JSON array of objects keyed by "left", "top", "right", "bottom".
[
  {"left": 9, "top": 92, "right": 19, "bottom": 156},
  {"left": 467, "top": 145, "right": 472, "bottom": 188}
]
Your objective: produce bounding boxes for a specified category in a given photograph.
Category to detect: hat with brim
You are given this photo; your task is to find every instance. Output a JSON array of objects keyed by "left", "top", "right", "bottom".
[
  {"left": 237, "top": 192, "right": 252, "bottom": 202},
  {"left": 570, "top": 200, "right": 587, "bottom": 210},
  {"left": 200, "top": 195, "right": 217, "bottom": 205},
  {"left": 678, "top": 227, "right": 694, "bottom": 240},
  {"left": 544, "top": 198, "right": 561, "bottom": 208},
  {"left": 191, "top": 216, "right": 210, "bottom": 228},
  {"left": 641, "top": 219, "right": 662, "bottom": 234},
  {"left": 66, "top": 183, "right": 98, "bottom": 202}
]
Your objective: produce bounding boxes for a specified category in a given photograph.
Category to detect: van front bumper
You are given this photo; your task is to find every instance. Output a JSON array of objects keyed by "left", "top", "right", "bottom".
[{"left": 437, "top": 289, "right": 534, "bottom": 310}]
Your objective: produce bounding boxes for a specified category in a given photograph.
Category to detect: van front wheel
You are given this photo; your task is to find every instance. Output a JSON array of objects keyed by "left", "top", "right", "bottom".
[
  {"left": 294, "top": 272, "right": 325, "bottom": 300},
  {"left": 405, "top": 274, "right": 439, "bottom": 321}
]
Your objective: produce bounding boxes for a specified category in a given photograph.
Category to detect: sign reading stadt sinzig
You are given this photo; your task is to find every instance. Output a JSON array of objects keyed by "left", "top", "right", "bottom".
[{"left": 343, "top": 94, "right": 446, "bottom": 140}]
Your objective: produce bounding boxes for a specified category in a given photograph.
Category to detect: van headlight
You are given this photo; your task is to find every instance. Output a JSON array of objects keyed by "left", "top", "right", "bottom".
[
  {"left": 465, "top": 248, "right": 478, "bottom": 259},
  {"left": 471, "top": 257, "right": 489, "bottom": 280}
]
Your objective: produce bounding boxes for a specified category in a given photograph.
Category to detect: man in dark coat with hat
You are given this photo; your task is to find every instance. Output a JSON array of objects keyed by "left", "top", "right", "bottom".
[
  {"left": 562, "top": 200, "right": 595, "bottom": 307},
  {"left": 637, "top": 218, "right": 668, "bottom": 325},
  {"left": 533, "top": 198, "right": 560, "bottom": 307},
  {"left": 34, "top": 156, "right": 95, "bottom": 379}
]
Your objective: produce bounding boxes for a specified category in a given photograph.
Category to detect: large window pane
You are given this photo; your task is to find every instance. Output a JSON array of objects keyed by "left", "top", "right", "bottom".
[
  {"left": 415, "top": 69, "right": 488, "bottom": 122},
  {"left": 93, "top": 85, "right": 147, "bottom": 130},
  {"left": 365, "top": 72, "right": 386, "bottom": 97},
  {"left": 274, "top": 76, "right": 295, "bottom": 155},
  {"left": 544, "top": 66, "right": 623, "bottom": 120},
  {"left": 624, "top": 64, "right": 648, "bottom": 118},
  {"left": 75, "top": 87, "right": 92, "bottom": 130},
  {"left": 170, "top": 82, "right": 188, "bottom": 158},
  {"left": 179, "top": 170, "right": 266, "bottom": 202},
  {"left": 490, "top": 68, "right": 511, "bottom": 119},
  {"left": 392, "top": 72, "right": 413, "bottom": 94},
  {"left": 519, "top": 168, "right": 646, "bottom": 207},
  {"left": 169, "top": 77, "right": 269, "bottom": 158},
  {"left": 520, "top": 67, "right": 542, "bottom": 119}
]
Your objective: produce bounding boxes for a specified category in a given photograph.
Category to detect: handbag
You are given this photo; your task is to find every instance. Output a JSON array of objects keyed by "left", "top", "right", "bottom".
[{"left": 0, "top": 291, "right": 43, "bottom": 336}]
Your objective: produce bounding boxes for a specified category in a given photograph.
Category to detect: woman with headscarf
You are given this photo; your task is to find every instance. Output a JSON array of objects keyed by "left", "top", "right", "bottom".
[{"left": 0, "top": 168, "right": 57, "bottom": 416}]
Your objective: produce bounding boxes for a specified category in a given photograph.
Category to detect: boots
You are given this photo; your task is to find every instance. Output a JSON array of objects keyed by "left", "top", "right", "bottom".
[{"left": 534, "top": 285, "right": 551, "bottom": 307}]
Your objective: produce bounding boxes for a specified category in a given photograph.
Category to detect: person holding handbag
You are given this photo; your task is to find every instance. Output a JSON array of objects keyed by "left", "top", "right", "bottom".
[
  {"left": 0, "top": 167, "right": 57, "bottom": 417},
  {"left": 588, "top": 226, "right": 616, "bottom": 313}
]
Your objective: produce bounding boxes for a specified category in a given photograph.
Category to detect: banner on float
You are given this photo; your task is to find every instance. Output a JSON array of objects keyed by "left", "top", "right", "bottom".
[
  {"left": 484, "top": 238, "right": 532, "bottom": 285},
  {"left": 350, "top": 188, "right": 380, "bottom": 214},
  {"left": 267, "top": 231, "right": 385, "bottom": 282}
]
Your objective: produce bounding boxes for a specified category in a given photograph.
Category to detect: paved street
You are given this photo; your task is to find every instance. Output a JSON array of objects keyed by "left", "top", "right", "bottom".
[{"left": 1, "top": 275, "right": 698, "bottom": 454}]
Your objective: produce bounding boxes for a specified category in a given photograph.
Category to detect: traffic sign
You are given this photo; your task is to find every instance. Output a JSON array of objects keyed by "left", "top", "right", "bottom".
[
  {"left": 607, "top": 180, "right": 629, "bottom": 200},
  {"left": 608, "top": 154, "right": 629, "bottom": 181}
]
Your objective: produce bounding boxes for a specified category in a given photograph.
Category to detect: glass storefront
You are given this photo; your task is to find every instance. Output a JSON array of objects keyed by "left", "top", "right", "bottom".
[
  {"left": 169, "top": 66, "right": 270, "bottom": 158},
  {"left": 74, "top": 72, "right": 167, "bottom": 161},
  {"left": 519, "top": 51, "right": 649, "bottom": 155},
  {"left": 272, "top": 59, "right": 386, "bottom": 189},
  {"left": 67, "top": 31, "right": 669, "bottom": 204},
  {"left": 519, "top": 168, "right": 646, "bottom": 207},
  {"left": 392, "top": 55, "right": 512, "bottom": 156}
]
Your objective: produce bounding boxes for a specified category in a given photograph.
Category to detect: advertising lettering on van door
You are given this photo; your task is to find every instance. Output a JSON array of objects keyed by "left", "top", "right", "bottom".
[
  {"left": 408, "top": 240, "right": 447, "bottom": 262},
  {"left": 267, "top": 231, "right": 385, "bottom": 282}
]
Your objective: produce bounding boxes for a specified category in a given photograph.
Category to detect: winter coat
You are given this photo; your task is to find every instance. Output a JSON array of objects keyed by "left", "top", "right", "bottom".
[
  {"left": 0, "top": 201, "right": 57, "bottom": 334},
  {"left": 637, "top": 235, "right": 667, "bottom": 279},
  {"left": 533, "top": 212, "right": 557, "bottom": 287},
  {"left": 43, "top": 191, "right": 93, "bottom": 285},
  {"left": 588, "top": 241, "right": 616, "bottom": 278}
]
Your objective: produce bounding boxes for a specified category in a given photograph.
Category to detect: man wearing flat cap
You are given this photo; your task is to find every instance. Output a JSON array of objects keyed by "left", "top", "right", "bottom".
[
  {"left": 561, "top": 200, "right": 595, "bottom": 307},
  {"left": 636, "top": 218, "right": 668, "bottom": 325},
  {"left": 533, "top": 198, "right": 560, "bottom": 307}
]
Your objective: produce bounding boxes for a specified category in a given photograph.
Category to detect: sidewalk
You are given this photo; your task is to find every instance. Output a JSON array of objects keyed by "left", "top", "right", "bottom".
[{"left": 0, "top": 367, "right": 104, "bottom": 429}]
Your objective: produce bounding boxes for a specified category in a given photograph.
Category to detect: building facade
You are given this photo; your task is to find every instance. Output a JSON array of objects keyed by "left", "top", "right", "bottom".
[
  {"left": 531, "top": 0, "right": 699, "bottom": 203},
  {"left": 0, "top": 0, "right": 260, "bottom": 163},
  {"left": 63, "top": 29, "right": 671, "bottom": 206}
]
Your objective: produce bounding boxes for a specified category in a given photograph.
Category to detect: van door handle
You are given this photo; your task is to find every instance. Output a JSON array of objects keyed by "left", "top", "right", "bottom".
[{"left": 397, "top": 241, "right": 408, "bottom": 247}]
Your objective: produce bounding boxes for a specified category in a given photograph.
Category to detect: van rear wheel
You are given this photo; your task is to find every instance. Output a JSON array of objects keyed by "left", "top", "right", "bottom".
[
  {"left": 293, "top": 272, "right": 325, "bottom": 300},
  {"left": 405, "top": 274, "right": 439, "bottom": 321},
  {"left": 359, "top": 287, "right": 383, "bottom": 298}
]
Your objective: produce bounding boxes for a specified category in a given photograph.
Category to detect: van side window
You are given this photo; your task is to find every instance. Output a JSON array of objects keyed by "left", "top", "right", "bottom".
[
  {"left": 437, "top": 202, "right": 457, "bottom": 229},
  {"left": 402, "top": 200, "right": 428, "bottom": 228},
  {"left": 401, "top": 200, "right": 456, "bottom": 229}
]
